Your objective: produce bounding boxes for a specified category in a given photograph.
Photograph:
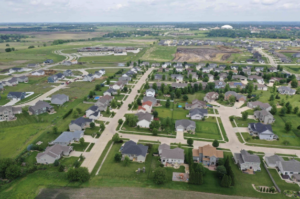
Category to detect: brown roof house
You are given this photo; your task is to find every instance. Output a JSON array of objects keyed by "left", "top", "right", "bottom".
[
  {"left": 224, "top": 91, "right": 246, "bottom": 102},
  {"left": 204, "top": 92, "right": 219, "bottom": 102},
  {"left": 185, "top": 99, "right": 206, "bottom": 110},
  {"left": 192, "top": 145, "right": 223, "bottom": 166}
]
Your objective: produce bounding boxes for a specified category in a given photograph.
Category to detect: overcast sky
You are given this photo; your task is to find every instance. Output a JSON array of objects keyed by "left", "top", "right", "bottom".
[{"left": 1, "top": 0, "right": 300, "bottom": 22}]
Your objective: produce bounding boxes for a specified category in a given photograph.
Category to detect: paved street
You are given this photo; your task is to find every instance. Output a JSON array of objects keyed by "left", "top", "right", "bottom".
[{"left": 81, "top": 68, "right": 154, "bottom": 172}]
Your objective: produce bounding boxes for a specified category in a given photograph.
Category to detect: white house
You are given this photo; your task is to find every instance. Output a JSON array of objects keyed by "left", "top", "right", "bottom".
[
  {"left": 159, "top": 144, "right": 184, "bottom": 166},
  {"left": 31, "top": 70, "right": 45, "bottom": 76},
  {"left": 146, "top": 89, "right": 155, "bottom": 97},
  {"left": 136, "top": 112, "right": 153, "bottom": 128}
]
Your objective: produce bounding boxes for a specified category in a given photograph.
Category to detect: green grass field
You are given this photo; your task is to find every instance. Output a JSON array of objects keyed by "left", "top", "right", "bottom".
[
  {"left": 71, "top": 142, "right": 89, "bottom": 151},
  {"left": 141, "top": 45, "right": 176, "bottom": 62},
  {"left": 231, "top": 117, "right": 257, "bottom": 127},
  {"left": 281, "top": 65, "right": 300, "bottom": 74}
]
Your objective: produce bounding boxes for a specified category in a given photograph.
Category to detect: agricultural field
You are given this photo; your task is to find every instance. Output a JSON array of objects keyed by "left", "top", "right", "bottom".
[{"left": 281, "top": 65, "right": 300, "bottom": 74}]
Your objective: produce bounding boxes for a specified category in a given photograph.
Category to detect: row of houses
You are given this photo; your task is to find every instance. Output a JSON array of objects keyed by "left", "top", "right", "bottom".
[{"left": 0, "top": 76, "right": 28, "bottom": 88}]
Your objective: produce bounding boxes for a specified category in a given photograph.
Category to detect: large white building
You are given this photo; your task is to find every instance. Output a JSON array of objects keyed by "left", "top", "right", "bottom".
[{"left": 221, "top": 25, "right": 233, "bottom": 29}]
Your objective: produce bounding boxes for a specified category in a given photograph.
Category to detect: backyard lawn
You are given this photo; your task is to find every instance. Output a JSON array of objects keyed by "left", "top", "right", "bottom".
[{"left": 184, "top": 117, "right": 222, "bottom": 140}]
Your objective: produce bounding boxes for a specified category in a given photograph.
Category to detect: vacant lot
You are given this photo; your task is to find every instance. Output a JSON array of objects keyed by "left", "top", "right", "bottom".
[
  {"left": 141, "top": 45, "right": 177, "bottom": 62},
  {"left": 173, "top": 46, "right": 240, "bottom": 62}
]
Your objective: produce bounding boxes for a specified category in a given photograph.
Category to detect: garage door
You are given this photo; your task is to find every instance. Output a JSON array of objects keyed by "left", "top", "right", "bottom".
[{"left": 177, "top": 127, "right": 184, "bottom": 131}]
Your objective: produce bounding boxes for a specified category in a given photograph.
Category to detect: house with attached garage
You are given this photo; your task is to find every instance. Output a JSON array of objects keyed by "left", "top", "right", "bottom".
[
  {"left": 63, "top": 70, "right": 73, "bottom": 77},
  {"left": 175, "top": 66, "right": 184, "bottom": 72},
  {"left": 48, "top": 75, "right": 58, "bottom": 83},
  {"left": 188, "top": 72, "right": 198, "bottom": 80},
  {"left": 82, "top": 74, "right": 94, "bottom": 82},
  {"left": 185, "top": 99, "right": 206, "bottom": 110},
  {"left": 248, "top": 75, "right": 264, "bottom": 84},
  {"left": 162, "top": 62, "right": 171, "bottom": 68},
  {"left": 204, "top": 92, "right": 219, "bottom": 102},
  {"left": 49, "top": 130, "right": 84, "bottom": 146},
  {"left": 154, "top": 74, "right": 163, "bottom": 81},
  {"left": 248, "top": 123, "right": 277, "bottom": 140},
  {"left": 175, "top": 119, "right": 196, "bottom": 132},
  {"left": 232, "top": 75, "right": 247, "bottom": 81},
  {"left": 56, "top": 73, "right": 65, "bottom": 80},
  {"left": 269, "top": 67, "right": 278, "bottom": 72},
  {"left": 255, "top": 67, "right": 264, "bottom": 72},
  {"left": 192, "top": 145, "right": 223, "bottom": 166},
  {"left": 44, "top": 59, "right": 54, "bottom": 64},
  {"left": 93, "top": 71, "right": 103, "bottom": 79},
  {"left": 103, "top": 88, "right": 117, "bottom": 96},
  {"left": 234, "top": 150, "right": 261, "bottom": 171},
  {"left": 0, "top": 106, "right": 22, "bottom": 122},
  {"left": 135, "top": 112, "right": 153, "bottom": 128},
  {"left": 99, "top": 69, "right": 106, "bottom": 75},
  {"left": 145, "top": 88, "right": 155, "bottom": 97},
  {"left": 208, "top": 74, "right": 214, "bottom": 81},
  {"left": 120, "top": 140, "right": 148, "bottom": 163},
  {"left": 229, "top": 82, "right": 246, "bottom": 89},
  {"left": 51, "top": 94, "right": 69, "bottom": 105},
  {"left": 85, "top": 105, "right": 100, "bottom": 120},
  {"left": 187, "top": 108, "right": 208, "bottom": 120},
  {"left": 9, "top": 67, "right": 24, "bottom": 73},
  {"left": 219, "top": 73, "right": 228, "bottom": 81},
  {"left": 170, "top": 74, "right": 183, "bottom": 83},
  {"left": 95, "top": 95, "right": 114, "bottom": 111},
  {"left": 36, "top": 144, "right": 72, "bottom": 164},
  {"left": 143, "top": 96, "right": 157, "bottom": 106},
  {"left": 7, "top": 92, "right": 26, "bottom": 100},
  {"left": 16, "top": 76, "right": 28, "bottom": 83},
  {"left": 171, "top": 82, "right": 187, "bottom": 89},
  {"left": 243, "top": 68, "right": 252, "bottom": 76},
  {"left": 29, "top": 101, "right": 54, "bottom": 115},
  {"left": 254, "top": 83, "right": 267, "bottom": 91},
  {"left": 202, "top": 67, "right": 212, "bottom": 73},
  {"left": 214, "top": 80, "right": 226, "bottom": 89},
  {"left": 224, "top": 91, "right": 246, "bottom": 102},
  {"left": 110, "top": 81, "right": 126, "bottom": 90},
  {"left": 27, "top": 63, "right": 39, "bottom": 68},
  {"left": 31, "top": 70, "right": 45, "bottom": 76},
  {"left": 247, "top": 101, "right": 272, "bottom": 111},
  {"left": 254, "top": 110, "right": 275, "bottom": 124},
  {"left": 69, "top": 117, "right": 93, "bottom": 132},
  {"left": 269, "top": 77, "right": 284, "bottom": 83},
  {"left": 231, "top": 65, "right": 238, "bottom": 70},
  {"left": 138, "top": 101, "right": 152, "bottom": 113},
  {"left": 159, "top": 144, "right": 184, "bottom": 166},
  {"left": 265, "top": 155, "right": 300, "bottom": 179},
  {"left": 277, "top": 86, "right": 296, "bottom": 95},
  {"left": 4, "top": 78, "right": 18, "bottom": 86},
  {"left": 118, "top": 76, "right": 131, "bottom": 83}
]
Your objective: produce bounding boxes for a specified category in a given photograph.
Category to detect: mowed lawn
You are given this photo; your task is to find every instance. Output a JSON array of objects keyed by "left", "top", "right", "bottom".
[
  {"left": 241, "top": 114, "right": 300, "bottom": 147},
  {"left": 232, "top": 117, "right": 257, "bottom": 127},
  {"left": 185, "top": 117, "right": 222, "bottom": 140}
]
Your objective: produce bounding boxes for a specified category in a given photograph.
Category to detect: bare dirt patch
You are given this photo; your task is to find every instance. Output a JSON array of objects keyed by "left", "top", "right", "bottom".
[
  {"left": 173, "top": 46, "right": 240, "bottom": 62},
  {"left": 36, "top": 187, "right": 256, "bottom": 199}
]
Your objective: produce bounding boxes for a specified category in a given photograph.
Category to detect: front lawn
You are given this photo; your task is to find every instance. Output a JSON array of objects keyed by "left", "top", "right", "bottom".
[
  {"left": 231, "top": 117, "right": 257, "bottom": 127},
  {"left": 71, "top": 142, "right": 89, "bottom": 152},
  {"left": 84, "top": 127, "right": 100, "bottom": 136}
]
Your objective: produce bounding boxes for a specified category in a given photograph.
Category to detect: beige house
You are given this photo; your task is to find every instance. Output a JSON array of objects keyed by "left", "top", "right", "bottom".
[{"left": 192, "top": 145, "right": 223, "bottom": 166}]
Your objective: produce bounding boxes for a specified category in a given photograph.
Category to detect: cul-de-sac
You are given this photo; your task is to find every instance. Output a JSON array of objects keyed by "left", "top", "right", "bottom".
[{"left": 1, "top": 22, "right": 300, "bottom": 199}]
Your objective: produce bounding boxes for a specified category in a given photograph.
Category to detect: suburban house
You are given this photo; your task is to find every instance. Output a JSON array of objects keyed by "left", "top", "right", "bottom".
[
  {"left": 188, "top": 72, "right": 198, "bottom": 80},
  {"left": 138, "top": 101, "right": 152, "bottom": 113},
  {"left": 224, "top": 91, "right": 246, "bottom": 102},
  {"left": 204, "top": 92, "right": 219, "bottom": 102},
  {"left": 120, "top": 140, "right": 148, "bottom": 163},
  {"left": 159, "top": 144, "right": 184, "bottom": 166},
  {"left": 154, "top": 74, "right": 163, "bottom": 81},
  {"left": 192, "top": 145, "right": 223, "bottom": 166},
  {"left": 135, "top": 112, "right": 153, "bottom": 128},
  {"left": 85, "top": 105, "right": 100, "bottom": 120},
  {"left": 36, "top": 144, "right": 72, "bottom": 164},
  {"left": 63, "top": 70, "right": 73, "bottom": 77},
  {"left": 214, "top": 81, "right": 226, "bottom": 89},
  {"left": 187, "top": 108, "right": 208, "bottom": 120},
  {"left": 82, "top": 74, "right": 94, "bottom": 82},
  {"left": 255, "top": 67, "right": 264, "bottom": 72},
  {"left": 254, "top": 83, "right": 268, "bottom": 91},
  {"left": 110, "top": 81, "right": 126, "bottom": 90},
  {"left": 185, "top": 99, "right": 206, "bottom": 110},
  {"left": 247, "top": 101, "right": 272, "bottom": 111},
  {"left": 171, "top": 83, "right": 188, "bottom": 89},
  {"left": 95, "top": 95, "right": 114, "bottom": 111},
  {"left": 9, "top": 67, "right": 24, "bottom": 73},
  {"left": 50, "top": 131, "right": 84, "bottom": 146},
  {"left": 93, "top": 71, "right": 103, "bottom": 79},
  {"left": 254, "top": 110, "right": 275, "bottom": 124},
  {"left": 175, "top": 119, "right": 196, "bottom": 132},
  {"left": 208, "top": 74, "right": 214, "bottom": 81},
  {"left": 243, "top": 69, "right": 251, "bottom": 76},
  {"left": 170, "top": 74, "right": 184, "bottom": 83},
  {"left": 44, "top": 59, "right": 54, "bottom": 64},
  {"left": 143, "top": 96, "right": 158, "bottom": 106},
  {"left": 229, "top": 82, "right": 246, "bottom": 89},
  {"left": 0, "top": 106, "right": 22, "bottom": 122},
  {"left": 248, "top": 123, "right": 277, "bottom": 140},
  {"left": 277, "top": 86, "right": 296, "bottom": 95},
  {"left": 265, "top": 155, "right": 300, "bottom": 179},
  {"left": 51, "top": 94, "right": 69, "bottom": 105},
  {"left": 119, "top": 76, "right": 131, "bottom": 82},
  {"left": 269, "top": 67, "right": 278, "bottom": 72},
  {"left": 269, "top": 77, "right": 284, "bottom": 83},
  {"left": 232, "top": 75, "right": 247, "bottom": 81},
  {"left": 175, "top": 66, "right": 184, "bottom": 72},
  {"left": 248, "top": 75, "right": 264, "bottom": 84},
  {"left": 48, "top": 75, "right": 58, "bottom": 83},
  {"left": 145, "top": 89, "right": 155, "bottom": 97},
  {"left": 219, "top": 73, "right": 228, "bottom": 81},
  {"left": 234, "top": 150, "right": 261, "bottom": 171},
  {"left": 103, "top": 88, "right": 117, "bottom": 96},
  {"left": 29, "top": 101, "right": 54, "bottom": 115},
  {"left": 7, "top": 92, "right": 26, "bottom": 100},
  {"left": 56, "top": 73, "right": 65, "bottom": 80},
  {"left": 69, "top": 117, "right": 93, "bottom": 132},
  {"left": 31, "top": 70, "right": 45, "bottom": 76},
  {"left": 16, "top": 76, "right": 28, "bottom": 83},
  {"left": 3, "top": 78, "right": 18, "bottom": 86}
]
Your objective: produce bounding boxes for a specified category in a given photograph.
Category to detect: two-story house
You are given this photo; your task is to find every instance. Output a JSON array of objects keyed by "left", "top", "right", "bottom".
[{"left": 192, "top": 145, "right": 224, "bottom": 166}]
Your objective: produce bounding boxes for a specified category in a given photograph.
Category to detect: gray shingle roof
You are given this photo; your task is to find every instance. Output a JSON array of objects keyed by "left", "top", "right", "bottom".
[
  {"left": 121, "top": 141, "right": 148, "bottom": 157},
  {"left": 241, "top": 150, "right": 261, "bottom": 163},
  {"left": 175, "top": 119, "right": 195, "bottom": 128},
  {"left": 280, "top": 159, "right": 300, "bottom": 172},
  {"left": 189, "top": 108, "right": 208, "bottom": 117},
  {"left": 249, "top": 123, "right": 273, "bottom": 134},
  {"left": 161, "top": 148, "right": 184, "bottom": 160},
  {"left": 29, "top": 100, "right": 53, "bottom": 112},
  {"left": 51, "top": 131, "right": 84, "bottom": 144},
  {"left": 265, "top": 155, "right": 284, "bottom": 165},
  {"left": 70, "top": 117, "right": 93, "bottom": 126},
  {"left": 135, "top": 112, "right": 153, "bottom": 122}
]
